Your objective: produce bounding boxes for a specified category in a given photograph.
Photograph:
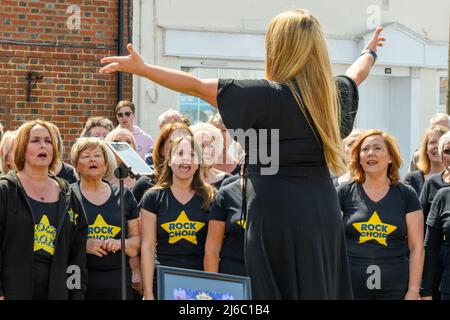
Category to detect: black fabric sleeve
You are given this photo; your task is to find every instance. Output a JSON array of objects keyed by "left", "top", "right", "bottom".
[
  {"left": 132, "top": 176, "right": 155, "bottom": 204},
  {"left": 138, "top": 189, "right": 159, "bottom": 214},
  {"left": 209, "top": 191, "right": 227, "bottom": 222},
  {"left": 0, "top": 182, "right": 6, "bottom": 297},
  {"left": 420, "top": 180, "right": 432, "bottom": 217},
  {"left": 336, "top": 75, "right": 359, "bottom": 139},
  {"left": 421, "top": 225, "right": 442, "bottom": 297},
  {"left": 217, "top": 79, "right": 270, "bottom": 131},
  {"left": 427, "top": 190, "right": 444, "bottom": 228},
  {"left": 402, "top": 183, "right": 422, "bottom": 214},
  {"left": 336, "top": 182, "right": 348, "bottom": 212},
  {"left": 68, "top": 193, "right": 88, "bottom": 300},
  {"left": 125, "top": 188, "right": 140, "bottom": 221}
]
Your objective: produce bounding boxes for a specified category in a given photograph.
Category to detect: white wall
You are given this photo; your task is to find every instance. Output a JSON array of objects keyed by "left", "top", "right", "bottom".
[{"left": 133, "top": 0, "right": 449, "bottom": 146}]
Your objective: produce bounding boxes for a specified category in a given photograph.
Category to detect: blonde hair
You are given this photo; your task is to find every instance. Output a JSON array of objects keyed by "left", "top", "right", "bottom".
[
  {"left": 71, "top": 138, "right": 117, "bottom": 181},
  {"left": 153, "top": 136, "right": 215, "bottom": 210},
  {"left": 416, "top": 126, "right": 448, "bottom": 174},
  {"left": 350, "top": 130, "right": 403, "bottom": 185},
  {"left": 14, "top": 120, "right": 59, "bottom": 172},
  {"left": 105, "top": 128, "right": 137, "bottom": 150},
  {"left": 0, "top": 130, "right": 17, "bottom": 174},
  {"left": 190, "top": 122, "right": 224, "bottom": 164},
  {"left": 265, "top": 9, "right": 345, "bottom": 174}
]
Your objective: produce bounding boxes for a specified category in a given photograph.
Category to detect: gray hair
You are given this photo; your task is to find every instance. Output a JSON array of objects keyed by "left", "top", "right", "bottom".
[
  {"left": 438, "top": 131, "right": 450, "bottom": 161},
  {"left": 430, "top": 113, "right": 450, "bottom": 128},
  {"left": 158, "top": 109, "right": 182, "bottom": 128}
]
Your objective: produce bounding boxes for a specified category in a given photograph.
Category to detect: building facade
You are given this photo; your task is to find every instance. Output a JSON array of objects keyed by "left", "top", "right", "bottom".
[
  {"left": 133, "top": 0, "right": 449, "bottom": 176},
  {"left": 0, "top": 0, "right": 132, "bottom": 159}
]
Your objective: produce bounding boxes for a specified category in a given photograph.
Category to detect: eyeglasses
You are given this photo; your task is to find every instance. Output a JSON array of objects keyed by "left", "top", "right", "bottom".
[
  {"left": 442, "top": 149, "right": 450, "bottom": 155},
  {"left": 117, "top": 111, "right": 132, "bottom": 118}
]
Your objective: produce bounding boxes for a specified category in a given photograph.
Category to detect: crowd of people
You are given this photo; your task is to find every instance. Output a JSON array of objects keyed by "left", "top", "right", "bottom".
[{"left": 0, "top": 8, "right": 449, "bottom": 300}]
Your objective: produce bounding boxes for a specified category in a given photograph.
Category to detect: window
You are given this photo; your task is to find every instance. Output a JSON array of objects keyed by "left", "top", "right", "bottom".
[{"left": 179, "top": 67, "right": 264, "bottom": 124}]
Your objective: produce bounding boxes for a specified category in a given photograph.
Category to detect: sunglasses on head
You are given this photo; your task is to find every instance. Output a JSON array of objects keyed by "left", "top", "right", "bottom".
[{"left": 117, "top": 111, "right": 132, "bottom": 118}]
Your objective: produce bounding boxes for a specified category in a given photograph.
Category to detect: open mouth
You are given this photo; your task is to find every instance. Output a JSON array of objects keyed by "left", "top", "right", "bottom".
[
  {"left": 37, "top": 153, "right": 47, "bottom": 159},
  {"left": 179, "top": 164, "right": 191, "bottom": 172},
  {"left": 367, "top": 160, "right": 378, "bottom": 166},
  {"left": 88, "top": 165, "right": 98, "bottom": 169}
]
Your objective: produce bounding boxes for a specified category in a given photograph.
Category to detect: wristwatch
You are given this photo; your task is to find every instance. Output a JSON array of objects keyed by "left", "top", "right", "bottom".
[{"left": 360, "top": 49, "right": 377, "bottom": 64}]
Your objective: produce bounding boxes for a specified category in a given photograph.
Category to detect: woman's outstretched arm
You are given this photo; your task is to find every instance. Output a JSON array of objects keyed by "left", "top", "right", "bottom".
[
  {"left": 100, "top": 44, "right": 219, "bottom": 108},
  {"left": 345, "top": 26, "right": 385, "bottom": 86}
]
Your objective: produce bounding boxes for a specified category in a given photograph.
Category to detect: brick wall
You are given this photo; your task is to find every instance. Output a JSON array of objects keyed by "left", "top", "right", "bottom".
[{"left": 0, "top": 0, "right": 132, "bottom": 159}]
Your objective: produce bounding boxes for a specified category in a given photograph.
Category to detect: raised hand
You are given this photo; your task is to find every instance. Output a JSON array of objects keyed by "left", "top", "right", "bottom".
[
  {"left": 100, "top": 43, "right": 146, "bottom": 77},
  {"left": 364, "top": 26, "right": 385, "bottom": 53}
]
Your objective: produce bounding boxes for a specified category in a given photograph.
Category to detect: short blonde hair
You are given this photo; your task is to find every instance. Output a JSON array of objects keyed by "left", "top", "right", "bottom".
[
  {"left": 71, "top": 138, "right": 117, "bottom": 181},
  {"left": 417, "top": 126, "right": 448, "bottom": 174},
  {"left": 105, "top": 128, "right": 137, "bottom": 150},
  {"left": 0, "top": 130, "right": 17, "bottom": 174},
  {"left": 14, "top": 120, "right": 59, "bottom": 172},
  {"left": 190, "top": 122, "right": 224, "bottom": 164},
  {"left": 350, "top": 130, "right": 403, "bottom": 185}
]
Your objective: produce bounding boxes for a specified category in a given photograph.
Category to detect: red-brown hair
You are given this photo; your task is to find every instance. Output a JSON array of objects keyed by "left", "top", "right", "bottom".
[{"left": 350, "top": 130, "right": 403, "bottom": 185}]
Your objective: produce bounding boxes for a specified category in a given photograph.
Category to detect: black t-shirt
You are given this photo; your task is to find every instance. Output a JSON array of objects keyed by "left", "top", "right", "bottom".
[
  {"left": 132, "top": 175, "right": 156, "bottom": 203},
  {"left": 420, "top": 171, "right": 450, "bottom": 219},
  {"left": 212, "top": 173, "right": 232, "bottom": 190},
  {"left": 337, "top": 181, "right": 421, "bottom": 290},
  {"left": 57, "top": 162, "right": 78, "bottom": 184},
  {"left": 209, "top": 179, "right": 246, "bottom": 275},
  {"left": 139, "top": 188, "right": 209, "bottom": 270},
  {"left": 30, "top": 198, "right": 59, "bottom": 299},
  {"left": 72, "top": 182, "right": 139, "bottom": 290},
  {"left": 403, "top": 170, "right": 425, "bottom": 198},
  {"left": 422, "top": 186, "right": 450, "bottom": 295}
]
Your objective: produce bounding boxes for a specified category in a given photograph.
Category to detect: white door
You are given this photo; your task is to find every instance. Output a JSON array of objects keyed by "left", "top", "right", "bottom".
[{"left": 355, "top": 76, "right": 411, "bottom": 178}]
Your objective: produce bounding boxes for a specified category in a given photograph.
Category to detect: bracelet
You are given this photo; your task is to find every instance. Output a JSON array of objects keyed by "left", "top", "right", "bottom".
[{"left": 360, "top": 49, "right": 377, "bottom": 65}]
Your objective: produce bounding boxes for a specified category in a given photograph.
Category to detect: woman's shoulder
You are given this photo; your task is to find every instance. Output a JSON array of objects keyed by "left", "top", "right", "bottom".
[
  {"left": 336, "top": 179, "right": 357, "bottom": 193},
  {"left": 433, "top": 185, "right": 450, "bottom": 203}
]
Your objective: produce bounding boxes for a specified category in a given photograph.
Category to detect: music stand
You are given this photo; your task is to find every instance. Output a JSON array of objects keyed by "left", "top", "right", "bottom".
[{"left": 106, "top": 141, "right": 154, "bottom": 300}]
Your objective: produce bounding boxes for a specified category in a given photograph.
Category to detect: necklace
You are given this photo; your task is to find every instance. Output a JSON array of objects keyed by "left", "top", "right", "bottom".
[{"left": 18, "top": 172, "right": 49, "bottom": 201}]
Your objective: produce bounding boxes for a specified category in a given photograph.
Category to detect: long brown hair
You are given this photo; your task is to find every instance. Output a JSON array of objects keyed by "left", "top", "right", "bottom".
[
  {"left": 152, "top": 136, "right": 215, "bottom": 210},
  {"left": 265, "top": 9, "right": 345, "bottom": 174}
]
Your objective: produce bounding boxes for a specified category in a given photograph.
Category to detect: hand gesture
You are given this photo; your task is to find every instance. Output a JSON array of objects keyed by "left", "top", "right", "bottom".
[
  {"left": 86, "top": 239, "right": 108, "bottom": 257},
  {"left": 100, "top": 44, "right": 146, "bottom": 77},
  {"left": 364, "top": 26, "right": 385, "bottom": 53},
  {"left": 103, "top": 238, "right": 121, "bottom": 254}
]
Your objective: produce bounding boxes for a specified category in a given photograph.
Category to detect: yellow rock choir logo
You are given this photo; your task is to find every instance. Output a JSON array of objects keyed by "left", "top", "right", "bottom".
[
  {"left": 34, "top": 215, "right": 56, "bottom": 255},
  {"left": 68, "top": 208, "right": 78, "bottom": 225},
  {"left": 352, "top": 211, "right": 397, "bottom": 246},
  {"left": 237, "top": 219, "right": 246, "bottom": 229},
  {"left": 161, "top": 210, "right": 205, "bottom": 245},
  {"left": 88, "top": 214, "right": 121, "bottom": 240}
]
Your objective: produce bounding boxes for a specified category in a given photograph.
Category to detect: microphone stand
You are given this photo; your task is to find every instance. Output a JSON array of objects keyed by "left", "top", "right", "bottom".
[{"left": 114, "top": 163, "right": 138, "bottom": 301}]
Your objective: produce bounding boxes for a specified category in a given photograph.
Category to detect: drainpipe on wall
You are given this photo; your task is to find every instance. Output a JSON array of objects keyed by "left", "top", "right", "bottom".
[{"left": 117, "top": 0, "right": 125, "bottom": 102}]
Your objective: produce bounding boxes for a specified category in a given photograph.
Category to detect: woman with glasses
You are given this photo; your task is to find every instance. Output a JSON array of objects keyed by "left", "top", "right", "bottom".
[
  {"left": 419, "top": 131, "right": 450, "bottom": 300},
  {"left": 115, "top": 100, "right": 154, "bottom": 160}
]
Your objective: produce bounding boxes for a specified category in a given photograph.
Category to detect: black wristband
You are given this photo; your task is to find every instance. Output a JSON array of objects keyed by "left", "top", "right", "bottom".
[{"left": 360, "top": 49, "right": 377, "bottom": 64}]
